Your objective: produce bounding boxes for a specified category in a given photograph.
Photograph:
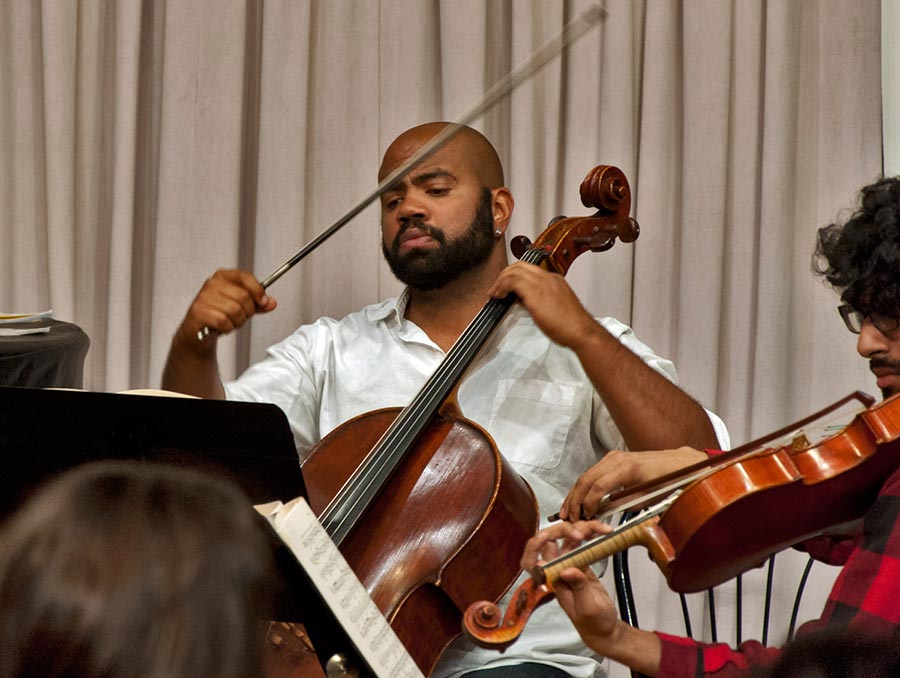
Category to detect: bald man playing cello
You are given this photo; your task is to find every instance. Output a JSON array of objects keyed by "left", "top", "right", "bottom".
[{"left": 163, "top": 122, "right": 724, "bottom": 678}]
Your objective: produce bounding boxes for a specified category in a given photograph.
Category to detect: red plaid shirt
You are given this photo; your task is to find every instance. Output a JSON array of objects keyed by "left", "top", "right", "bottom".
[{"left": 655, "top": 463, "right": 900, "bottom": 678}]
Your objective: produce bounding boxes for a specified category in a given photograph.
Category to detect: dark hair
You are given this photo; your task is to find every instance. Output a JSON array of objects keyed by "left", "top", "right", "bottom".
[
  {"left": 814, "top": 176, "right": 900, "bottom": 315},
  {"left": 0, "top": 461, "right": 277, "bottom": 678}
]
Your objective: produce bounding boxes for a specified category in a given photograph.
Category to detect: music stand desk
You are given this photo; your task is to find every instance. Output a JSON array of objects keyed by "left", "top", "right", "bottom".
[{"left": 0, "top": 386, "right": 380, "bottom": 677}]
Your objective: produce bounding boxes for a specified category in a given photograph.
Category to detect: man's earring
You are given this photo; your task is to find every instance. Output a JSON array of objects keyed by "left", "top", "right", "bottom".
[{"left": 495, "top": 228, "right": 502, "bottom": 236}]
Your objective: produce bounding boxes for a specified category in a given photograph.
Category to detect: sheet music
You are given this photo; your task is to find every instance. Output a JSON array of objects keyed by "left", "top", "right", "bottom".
[
  {"left": 0, "top": 327, "right": 51, "bottom": 336},
  {"left": 257, "top": 497, "right": 426, "bottom": 678}
]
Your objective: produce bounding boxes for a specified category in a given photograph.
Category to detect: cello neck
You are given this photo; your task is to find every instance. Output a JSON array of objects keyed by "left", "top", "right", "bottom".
[{"left": 319, "top": 248, "right": 547, "bottom": 544}]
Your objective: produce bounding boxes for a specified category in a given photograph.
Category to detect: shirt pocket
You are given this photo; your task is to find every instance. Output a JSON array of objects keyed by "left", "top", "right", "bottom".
[{"left": 487, "top": 378, "right": 576, "bottom": 470}]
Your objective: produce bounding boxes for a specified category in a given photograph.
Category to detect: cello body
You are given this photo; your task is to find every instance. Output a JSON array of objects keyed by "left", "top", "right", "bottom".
[{"left": 302, "top": 408, "right": 537, "bottom": 674}]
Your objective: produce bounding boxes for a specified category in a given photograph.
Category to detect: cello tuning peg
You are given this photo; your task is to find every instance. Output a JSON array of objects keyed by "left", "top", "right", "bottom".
[
  {"left": 510, "top": 235, "right": 532, "bottom": 260},
  {"left": 547, "top": 215, "right": 568, "bottom": 227},
  {"left": 617, "top": 217, "right": 639, "bottom": 243}
]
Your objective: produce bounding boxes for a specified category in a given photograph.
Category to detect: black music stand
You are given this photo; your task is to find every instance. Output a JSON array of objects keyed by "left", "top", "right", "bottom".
[{"left": 0, "top": 386, "right": 380, "bottom": 678}]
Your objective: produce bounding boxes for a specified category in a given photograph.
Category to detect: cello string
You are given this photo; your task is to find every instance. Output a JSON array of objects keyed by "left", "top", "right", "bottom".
[
  {"left": 324, "top": 248, "right": 543, "bottom": 527},
  {"left": 321, "top": 293, "right": 518, "bottom": 539},
  {"left": 327, "top": 206, "right": 639, "bottom": 538},
  {"left": 321, "top": 249, "right": 545, "bottom": 541}
]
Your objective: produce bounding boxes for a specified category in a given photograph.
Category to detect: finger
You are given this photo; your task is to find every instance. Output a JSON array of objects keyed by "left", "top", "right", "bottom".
[
  {"left": 576, "top": 519, "right": 612, "bottom": 539},
  {"left": 199, "top": 306, "right": 239, "bottom": 335},
  {"left": 489, "top": 262, "right": 543, "bottom": 299},
  {"left": 216, "top": 283, "right": 259, "bottom": 320},
  {"left": 522, "top": 521, "right": 596, "bottom": 569},
  {"left": 558, "top": 521, "right": 608, "bottom": 554},
  {"left": 540, "top": 540, "right": 561, "bottom": 563},
  {"left": 521, "top": 531, "right": 558, "bottom": 569},
  {"left": 561, "top": 463, "right": 609, "bottom": 520},
  {"left": 579, "top": 475, "right": 629, "bottom": 517},
  {"left": 199, "top": 270, "right": 279, "bottom": 330},
  {"left": 213, "top": 269, "right": 273, "bottom": 309},
  {"left": 558, "top": 567, "right": 590, "bottom": 589},
  {"left": 570, "top": 450, "right": 647, "bottom": 518},
  {"left": 562, "top": 478, "right": 597, "bottom": 521},
  {"left": 199, "top": 290, "right": 259, "bottom": 331}
]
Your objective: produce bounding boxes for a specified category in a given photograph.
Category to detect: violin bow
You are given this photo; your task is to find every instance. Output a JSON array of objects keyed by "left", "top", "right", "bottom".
[
  {"left": 198, "top": 3, "right": 607, "bottom": 341},
  {"left": 549, "top": 390, "right": 876, "bottom": 523}
]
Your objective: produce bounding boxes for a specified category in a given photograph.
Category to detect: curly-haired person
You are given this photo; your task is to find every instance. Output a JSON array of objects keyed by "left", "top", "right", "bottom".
[
  {"left": 816, "top": 176, "right": 900, "bottom": 398},
  {"left": 521, "top": 175, "right": 900, "bottom": 678}
]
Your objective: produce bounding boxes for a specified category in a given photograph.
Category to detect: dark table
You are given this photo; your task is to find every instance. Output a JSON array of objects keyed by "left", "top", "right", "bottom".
[{"left": 0, "top": 318, "right": 90, "bottom": 388}]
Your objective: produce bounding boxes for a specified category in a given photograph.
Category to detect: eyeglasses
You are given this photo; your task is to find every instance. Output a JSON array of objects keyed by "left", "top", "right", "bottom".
[{"left": 838, "top": 304, "right": 900, "bottom": 335}]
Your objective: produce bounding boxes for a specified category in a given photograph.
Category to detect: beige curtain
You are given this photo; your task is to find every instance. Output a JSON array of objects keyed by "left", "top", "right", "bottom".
[
  {"left": 886, "top": 0, "right": 900, "bottom": 174},
  {"left": 0, "top": 0, "right": 883, "bottom": 671}
]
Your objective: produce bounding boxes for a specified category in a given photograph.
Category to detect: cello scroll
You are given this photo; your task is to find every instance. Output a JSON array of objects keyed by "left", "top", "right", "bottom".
[{"left": 510, "top": 166, "right": 639, "bottom": 274}]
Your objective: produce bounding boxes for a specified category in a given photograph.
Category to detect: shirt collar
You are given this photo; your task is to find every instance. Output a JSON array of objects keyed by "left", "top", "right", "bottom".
[{"left": 367, "top": 288, "right": 411, "bottom": 324}]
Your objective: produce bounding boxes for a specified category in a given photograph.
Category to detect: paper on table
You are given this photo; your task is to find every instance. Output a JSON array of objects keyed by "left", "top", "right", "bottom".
[
  {"left": 256, "top": 497, "right": 426, "bottom": 678},
  {"left": 0, "top": 327, "right": 52, "bottom": 337},
  {"left": 117, "top": 389, "right": 200, "bottom": 399},
  {"left": 0, "top": 309, "right": 53, "bottom": 324}
]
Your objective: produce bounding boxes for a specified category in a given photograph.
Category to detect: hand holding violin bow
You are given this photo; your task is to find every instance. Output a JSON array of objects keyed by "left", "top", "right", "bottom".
[
  {"left": 558, "top": 446, "right": 708, "bottom": 521},
  {"left": 162, "top": 269, "right": 277, "bottom": 399}
]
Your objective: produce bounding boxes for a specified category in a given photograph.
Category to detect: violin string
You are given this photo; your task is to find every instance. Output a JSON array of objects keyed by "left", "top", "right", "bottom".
[
  {"left": 540, "top": 492, "right": 678, "bottom": 577},
  {"left": 321, "top": 249, "right": 545, "bottom": 541}
]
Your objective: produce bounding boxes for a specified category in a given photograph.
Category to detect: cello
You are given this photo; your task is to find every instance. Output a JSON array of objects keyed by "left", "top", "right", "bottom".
[
  {"left": 294, "top": 165, "right": 639, "bottom": 675},
  {"left": 461, "top": 391, "right": 900, "bottom": 650}
]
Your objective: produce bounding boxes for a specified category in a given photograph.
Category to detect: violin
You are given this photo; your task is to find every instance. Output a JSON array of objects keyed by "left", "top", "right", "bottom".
[
  {"left": 462, "top": 391, "right": 900, "bottom": 650},
  {"left": 299, "top": 165, "right": 639, "bottom": 674},
  {"left": 566, "top": 391, "right": 878, "bottom": 523}
]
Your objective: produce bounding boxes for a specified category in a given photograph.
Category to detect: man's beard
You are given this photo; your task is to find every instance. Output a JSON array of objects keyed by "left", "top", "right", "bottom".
[{"left": 382, "top": 188, "right": 495, "bottom": 291}]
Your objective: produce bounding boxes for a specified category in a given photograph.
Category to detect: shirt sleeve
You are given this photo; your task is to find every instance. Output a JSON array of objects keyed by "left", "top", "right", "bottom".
[
  {"left": 223, "top": 322, "right": 328, "bottom": 457},
  {"left": 813, "top": 465, "right": 900, "bottom": 635},
  {"left": 792, "top": 534, "right": 856, "bottom": 566},
  {"left": 594, "top": 317, "right": 730, "bottom": 450},
  {"left": 705, "top": 409, "right": 731, "bottom": 449},
  {"left": 656, "top": 632, "right": 782, "bottom": 678}
]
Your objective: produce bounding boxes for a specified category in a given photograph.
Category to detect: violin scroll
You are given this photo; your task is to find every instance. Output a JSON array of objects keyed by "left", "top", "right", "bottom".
[{"left": 462, "top": 577, "right": 556, "bottom": 649}]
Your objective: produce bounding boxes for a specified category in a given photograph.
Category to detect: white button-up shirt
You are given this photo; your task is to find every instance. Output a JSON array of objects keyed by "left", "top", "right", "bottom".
[{"left": 225, "top": 290, "right": 728, "bottom": 678}]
